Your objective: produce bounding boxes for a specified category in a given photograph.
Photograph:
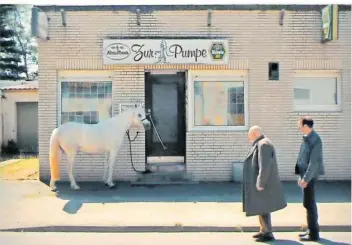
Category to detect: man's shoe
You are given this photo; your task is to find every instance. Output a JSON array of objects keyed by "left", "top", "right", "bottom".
[
  {"left": 252, "top": 232, "right": 263, "bottom": 238},
  {"left": 255, "top": 234, "right": 275, "bottom": 242},
  {"left": 299, "top": 234, "right": 319, "bottom": 242},
  {"left": 298, "top": 231, "right": 309, "bottom": 237}
]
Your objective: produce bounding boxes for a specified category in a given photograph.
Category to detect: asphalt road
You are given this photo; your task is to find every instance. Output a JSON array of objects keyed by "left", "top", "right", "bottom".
[{"left": 0, "top": 232, "right": 351, "bottom": 245}]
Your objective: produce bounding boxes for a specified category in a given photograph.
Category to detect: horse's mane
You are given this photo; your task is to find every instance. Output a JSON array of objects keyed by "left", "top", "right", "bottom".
[{"left": 100, "top": 107, "right": 138, "bottom": 126}]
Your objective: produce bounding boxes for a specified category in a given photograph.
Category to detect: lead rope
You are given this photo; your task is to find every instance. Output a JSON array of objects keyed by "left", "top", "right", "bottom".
[{"left": 126, "top": 130, "right": 151, "bottom": 174}]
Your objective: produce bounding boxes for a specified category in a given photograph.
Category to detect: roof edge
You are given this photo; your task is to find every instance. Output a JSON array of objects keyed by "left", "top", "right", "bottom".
[
  {"left": 34, "top": 4, "right": 351, "bottom": 13},
  {"left": 2, "top": 88, "right": 38, "bottom": 91}
]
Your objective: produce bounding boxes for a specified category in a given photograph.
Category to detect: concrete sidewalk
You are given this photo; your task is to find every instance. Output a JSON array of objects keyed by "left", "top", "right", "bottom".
[{"left": 0, "top": 180, "right": 350, "bottom": 232}]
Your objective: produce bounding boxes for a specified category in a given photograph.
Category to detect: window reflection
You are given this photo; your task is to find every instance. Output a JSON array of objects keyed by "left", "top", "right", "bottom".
[
  {"left": 61, "top": 81, "right": 112, "bottom": 125},
  {"left": 194, "top": 81, "right": 245, "bottom": 126}
]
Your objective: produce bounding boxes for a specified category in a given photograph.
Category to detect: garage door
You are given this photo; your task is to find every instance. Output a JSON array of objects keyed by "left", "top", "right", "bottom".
[{"left": 16, "top": 102, "right": 38, "bottom": 153}]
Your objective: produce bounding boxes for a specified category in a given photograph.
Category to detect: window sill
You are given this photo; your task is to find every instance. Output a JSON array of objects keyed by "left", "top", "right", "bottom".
[
  {"left": 188, "top": 125, "right": 248, "bottom": 132},
  {"left": 293, "top": 105, "right": 342, "bottom": 113}
]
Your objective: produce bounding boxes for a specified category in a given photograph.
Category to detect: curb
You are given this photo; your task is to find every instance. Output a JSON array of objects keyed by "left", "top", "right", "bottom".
[
  {"left": 1, "top": 225, "right": 350, "bottom": 233},
  {"left": 0, "top": 159, "right": 21, "bottom": 167}
]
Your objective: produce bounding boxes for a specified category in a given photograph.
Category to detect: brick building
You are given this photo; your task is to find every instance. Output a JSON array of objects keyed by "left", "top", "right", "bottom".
[{"left": 34, "top": 5, "right": 351, "bottom": 182}]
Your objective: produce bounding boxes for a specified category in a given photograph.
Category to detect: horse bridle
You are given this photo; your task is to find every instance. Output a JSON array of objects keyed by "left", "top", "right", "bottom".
[{"left": 126, "top": 109, "right": 167, "bottom": 174}]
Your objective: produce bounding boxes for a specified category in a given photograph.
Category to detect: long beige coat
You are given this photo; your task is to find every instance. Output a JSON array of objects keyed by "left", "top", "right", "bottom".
[{"left": 242, "top": 135, "right": 287, "bottom": 216}]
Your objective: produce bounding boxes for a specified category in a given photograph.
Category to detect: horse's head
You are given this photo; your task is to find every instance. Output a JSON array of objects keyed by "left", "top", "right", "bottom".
[{"left": 130, "top": 105, "right": 151, "bottom": 131}]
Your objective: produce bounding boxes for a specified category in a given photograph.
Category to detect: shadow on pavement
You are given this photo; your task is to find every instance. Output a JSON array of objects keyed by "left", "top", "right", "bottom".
[
  {"left": 316, "top": 238, "right": 351, "bottom": 245},
  {"left": 62, "top": 200, "right": 83, "bottom": 214},
  {"left": 51, "top": 180, "right": 350, "bottom": 203},
  {"left": 273, "top": 238, "right": 351, "bottom": 245},
  {"left": 46, "top": 180, "right": 351, "bottom": 216},
  {"left": 271, "top": 239, "right": 351, "bottom": 245},
  {"left": 268, "top": 240, "right": 303, "bottom": 245}
]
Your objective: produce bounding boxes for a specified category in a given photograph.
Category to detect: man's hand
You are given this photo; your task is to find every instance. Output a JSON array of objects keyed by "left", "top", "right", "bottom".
[
  {"left": 297, "top": 178, "right": 302, "bottom": 186},
  {"left": 299, "top": 180, "right": 308, "bottom": 188},
  {"left": 256, "top": 186, "right": 264, "bottom": 191}
]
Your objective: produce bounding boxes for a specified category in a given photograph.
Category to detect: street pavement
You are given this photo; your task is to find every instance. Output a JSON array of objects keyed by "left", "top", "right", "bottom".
[
  {"left": 0, "top": 180, "right": 350, "bottom": 233},
  {"left": 0, "top": 232, "right": 351, "bottom": 245}
]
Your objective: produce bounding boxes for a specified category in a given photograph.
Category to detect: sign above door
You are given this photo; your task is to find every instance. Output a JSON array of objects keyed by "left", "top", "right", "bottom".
[{"left": 103, "top": 39, "right": 229, "bottom": 65}]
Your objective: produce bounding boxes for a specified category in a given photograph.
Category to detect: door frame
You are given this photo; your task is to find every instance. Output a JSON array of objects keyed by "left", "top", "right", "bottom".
[{"left": 144, "top": 70, "right": 187, "bottom": 164}]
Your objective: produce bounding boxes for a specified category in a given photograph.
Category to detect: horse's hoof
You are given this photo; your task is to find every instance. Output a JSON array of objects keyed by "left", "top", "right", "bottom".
[
  {"left": 107, "top": 184, "right": 116, "bottom": 189},
  {"left": 71, "top": 185, "right": 80, "bottom": 191},
  {"left": 50, "top": 181, "right": 57, "bottom": 192},
  {"left": 50, "top": 184, "right": 57, "bottom": 192}
]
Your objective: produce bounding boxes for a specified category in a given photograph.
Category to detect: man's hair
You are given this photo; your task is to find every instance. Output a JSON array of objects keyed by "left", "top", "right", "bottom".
[
  {"left": 299, "top": 116, "right": 314, "bottom": 128},
  {"left": 249, "top": 125, "right": 263, "bottom": 135}
]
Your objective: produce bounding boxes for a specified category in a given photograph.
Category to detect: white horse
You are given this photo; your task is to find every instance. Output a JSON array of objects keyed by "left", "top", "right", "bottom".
[{"left": 49, "top": 105, "right": 151, "bottom": 191}]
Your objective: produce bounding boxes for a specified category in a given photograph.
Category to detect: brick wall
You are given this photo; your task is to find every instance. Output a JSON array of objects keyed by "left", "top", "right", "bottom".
[{"left": 38, "top": 9, "right": 351, "bottom": 182}]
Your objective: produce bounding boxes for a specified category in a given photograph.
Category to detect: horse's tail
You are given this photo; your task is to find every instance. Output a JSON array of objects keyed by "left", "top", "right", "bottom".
[{"left": 49, "top": 128, "right": 61, "bottom": 181}]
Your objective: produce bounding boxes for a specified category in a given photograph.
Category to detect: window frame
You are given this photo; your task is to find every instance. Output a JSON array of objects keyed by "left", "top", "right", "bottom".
[
  {"left": 187, "top": 70, "right": 249, "bottom": 131},
  {"left": 293, "top": 70, "right": 342, "bottom": 112},
  {"left": 57, "top": 71, "right": 114, "bottom": 126}
]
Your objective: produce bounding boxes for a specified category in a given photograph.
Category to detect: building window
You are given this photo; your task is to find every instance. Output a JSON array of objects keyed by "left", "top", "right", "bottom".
[
  {"left": 60, "top": 81, "right": 112, "bottom": 124},
  {"left": 188, "top": 71, "right": 248, "bottom": 131},
  {"left": 293, "top": 71, "right": 341, "bottom": 112},
  {"left": 269, "top": 62, "right": 279, "bottom": 80}
]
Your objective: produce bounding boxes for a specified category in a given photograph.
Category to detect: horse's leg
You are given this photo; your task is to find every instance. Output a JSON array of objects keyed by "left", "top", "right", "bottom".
[
  {"left": 106, "top": 149, "right": 118, "bottom": 188},
  {"left": 103, "top": 151, "right": 110, "bottom": 185},
  {"left": 50, "top": 179, "right": 57, "bottom": 192},
  {"left": 66, "top": 151, "right": 80, "bottom": 190}
]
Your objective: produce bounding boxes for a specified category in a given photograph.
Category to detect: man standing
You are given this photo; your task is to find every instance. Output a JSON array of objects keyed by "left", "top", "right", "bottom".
[
  {"left": 295, "top": 117, "right": 324, "bottom": 241},
  {"left": 242, "top": 126, "right": 287, "bottom": 242}
]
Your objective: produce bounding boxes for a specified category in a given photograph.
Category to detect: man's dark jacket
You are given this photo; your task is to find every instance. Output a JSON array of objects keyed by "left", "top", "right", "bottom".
[{"left": 295, "top": 130, "right": 325, "bottom": 182}]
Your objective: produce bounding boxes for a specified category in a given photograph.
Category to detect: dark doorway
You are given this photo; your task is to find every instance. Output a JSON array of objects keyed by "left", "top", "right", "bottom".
[{"left": 145, "top": 72, "right": 186, "bottom": 164}]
